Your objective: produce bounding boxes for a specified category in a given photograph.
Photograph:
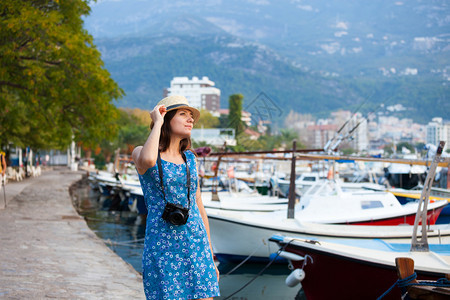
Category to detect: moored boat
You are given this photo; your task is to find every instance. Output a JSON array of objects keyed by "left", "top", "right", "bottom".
[
  {"left": 207, "top": 209, "right": 450, "bottom": 262},
  {"left": 269, "top": 234, "right": 450, "bottom": 300}
]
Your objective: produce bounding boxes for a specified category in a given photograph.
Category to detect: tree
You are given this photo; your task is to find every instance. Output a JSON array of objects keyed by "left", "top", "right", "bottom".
[
  {"left": 91, "top": 109, "right": 148, "bottom": 169},
  {"left": 228, "top": 94, "right": 245, "bottom": 137},
  {"left": 397, "top": 142, "right": 414, "bottom": 154},
  {"left": 341, "top": 147, "right": 356, "bottom": 155},
  {"left": 117, "top": 110, "right": 149, "bottom": 154},
  {"left": 0, "top": 0, "right": 123, "bottom": 150},
  {"left": 383, "top": 143, "right": 394, "bottom": 156},
  {"left": 122, "top": 107, "right": 152, "bottom": 126},
  {"left": 277, "top": 129, "right": 300, "bottom": 148},
  {"left": 194, "top": 109, "right": 220, "bottom": 129},
  {"left": 415, "top": 142, "right": 425, "bottom": 153}
]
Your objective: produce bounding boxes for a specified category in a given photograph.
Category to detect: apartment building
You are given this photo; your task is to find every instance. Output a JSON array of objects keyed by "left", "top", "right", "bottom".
[{"left": 164, "top": 76, "right": 221, "bottom": 114}]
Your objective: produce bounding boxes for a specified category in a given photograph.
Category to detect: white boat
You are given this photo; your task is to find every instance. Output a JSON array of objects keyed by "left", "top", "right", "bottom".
[
  {"left": 274, "top": 171, "right": 326, "bottom": 197},
  {"left": 294, "top": 180, "right": 446, "bottom": 225},
  {"left": 90, "top": 170, "right": 141, "bottom": 195},
  {"left": 206, "top": 206, "right": 450, "bottom": 262},
  {"left": 206, "top": 180, "right": 448, "bottom": 261},
  {"left": 202, "top": 191, "right": 288, "bottom": 212}
]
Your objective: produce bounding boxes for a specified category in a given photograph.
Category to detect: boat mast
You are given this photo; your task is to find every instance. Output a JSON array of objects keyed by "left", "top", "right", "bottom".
[{"left": 410, "top": 141, "right": 449, "bottom": 252}]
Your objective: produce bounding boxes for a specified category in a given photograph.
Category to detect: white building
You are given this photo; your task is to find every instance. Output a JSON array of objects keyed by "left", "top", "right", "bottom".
[
  {"left": 426, "top": 117, "right": 449, "bottom": 150},
  {"left": 191, "top": 128, "right": 236, "bottom": 146},
  {"left": 165, "top": 76, "right": 221, "bottom": 114},
  {"left": 350, "top": 113, "right": 369, "bottom": 152}
]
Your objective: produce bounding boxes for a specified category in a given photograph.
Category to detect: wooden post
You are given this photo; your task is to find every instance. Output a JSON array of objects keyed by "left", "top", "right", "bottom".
[
  {"left": 211, "top": 142, "right": 226, "bottom": 202},
  {"left": 211, "top": 156, "right": 222, "bottom": 201},
  {"left": 287, "top": 140, "right": 297, "bottom": 219},
  {"left": 395, "top": 257, "right": 416, "bottom": 283},
  {"left": 411, "top": 141, "right": 445, "bottom": 252}
]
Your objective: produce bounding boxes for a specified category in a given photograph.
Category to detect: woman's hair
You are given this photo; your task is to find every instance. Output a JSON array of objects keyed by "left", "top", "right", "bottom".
[{"left": 159, "top": 109, "right": 192, "bottom": 153}]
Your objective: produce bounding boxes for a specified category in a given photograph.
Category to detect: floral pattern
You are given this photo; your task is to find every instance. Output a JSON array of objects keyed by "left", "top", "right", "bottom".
[{"left": 138, "top": 150, "right": 220, "bottom": 300}]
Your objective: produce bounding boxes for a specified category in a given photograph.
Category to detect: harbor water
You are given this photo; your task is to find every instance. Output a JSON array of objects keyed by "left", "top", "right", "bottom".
[{"left": 71, "top": 181, "right": 304, "bottom": 300}]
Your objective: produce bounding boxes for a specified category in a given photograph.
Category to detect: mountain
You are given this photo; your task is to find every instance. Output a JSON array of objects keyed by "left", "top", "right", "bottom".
[
  {"left": 95, "top": 18, "right": 357, "bottom": 109},
  {"left": 85, "top": 1, "right": 450, "bottom": 124},
  {"left": 86, "top": 0, "right": 449, "bottom": 76}
]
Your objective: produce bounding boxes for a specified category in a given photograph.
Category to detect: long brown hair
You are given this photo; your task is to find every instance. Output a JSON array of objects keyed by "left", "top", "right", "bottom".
[{"left": 159, "top": 110, "right": 192, "bottom": 153}]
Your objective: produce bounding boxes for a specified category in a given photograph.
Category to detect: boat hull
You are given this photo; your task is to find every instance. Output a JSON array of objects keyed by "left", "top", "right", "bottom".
[
  {"left": 346, "top": 206, "right": 444, "bottom": 225},
  {"left": 279, "top": 242, "right": 442, "bottom": 300},
  {"left": 207, "top": 211, "right": 450, "bottom": 262}
]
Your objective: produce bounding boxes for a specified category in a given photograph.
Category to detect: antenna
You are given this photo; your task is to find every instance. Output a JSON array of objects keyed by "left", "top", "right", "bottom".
[
  {"left": 324, "top": 92, "right": 376, "bottom": 153},
  {"left": 329, "top": 101, "right": 385, "bottom": 153},
  {"left": 324, "top": 102, "right": 366, "bottom": 153}
]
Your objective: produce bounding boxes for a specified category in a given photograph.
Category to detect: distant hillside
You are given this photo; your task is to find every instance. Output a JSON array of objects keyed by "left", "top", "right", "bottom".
[
  {"left": 86, "top": 0, "right": 450, "bottom": 78},
  {"left": 96, "top": 16, "right": 448, "bottom": 124}
]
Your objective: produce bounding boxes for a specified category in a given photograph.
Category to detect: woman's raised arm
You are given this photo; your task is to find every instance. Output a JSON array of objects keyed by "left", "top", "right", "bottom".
[{"left": 132, "top": 105, "right": 166, "bottom": 175}]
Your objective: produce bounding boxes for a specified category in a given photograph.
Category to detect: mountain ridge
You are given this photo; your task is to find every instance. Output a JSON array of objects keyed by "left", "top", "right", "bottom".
[{"left": 86, "top": 1, "right": 450, "bottom": 124}]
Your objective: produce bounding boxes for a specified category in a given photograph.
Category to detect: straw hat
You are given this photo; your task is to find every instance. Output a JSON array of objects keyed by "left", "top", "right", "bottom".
[{"left": 151, "top": 95, "right": 200, "bottom": 127}]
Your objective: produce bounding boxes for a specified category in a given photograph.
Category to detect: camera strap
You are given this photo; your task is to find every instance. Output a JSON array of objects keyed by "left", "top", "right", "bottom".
[{"left": 157, "top": 150, "right": 191, "bottom": 209}]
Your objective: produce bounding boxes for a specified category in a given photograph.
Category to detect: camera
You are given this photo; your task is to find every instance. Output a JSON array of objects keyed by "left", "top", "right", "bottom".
[{"left": 162, "top": 202, "right": 189, "bottom": 225}]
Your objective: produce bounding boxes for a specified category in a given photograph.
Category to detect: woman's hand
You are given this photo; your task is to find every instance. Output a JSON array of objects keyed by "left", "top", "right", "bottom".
[{"left": 150, "top": 104, "right": 167, "bottom": 126}]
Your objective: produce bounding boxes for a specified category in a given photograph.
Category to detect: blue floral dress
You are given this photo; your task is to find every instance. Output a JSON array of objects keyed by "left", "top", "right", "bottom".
[{"left": 138, "top": 150, "right": 220, "bottom": 300}]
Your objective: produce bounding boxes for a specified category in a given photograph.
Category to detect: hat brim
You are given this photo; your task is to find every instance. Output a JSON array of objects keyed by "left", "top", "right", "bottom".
[{"left": 150, "top": 104, "right": 200, "bottom": 128}]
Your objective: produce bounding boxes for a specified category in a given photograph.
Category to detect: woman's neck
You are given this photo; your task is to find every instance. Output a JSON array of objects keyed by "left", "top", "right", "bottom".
[
  {"left": 165, "top": 136, "right": 182, "bottom": 156},
  {"left": 161, "top": 139, "right": 185, "bottom": 164}
]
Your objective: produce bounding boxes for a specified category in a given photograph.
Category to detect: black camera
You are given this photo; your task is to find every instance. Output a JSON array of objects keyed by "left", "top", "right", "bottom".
[{"left": 162, "top": 202, "right": 189, "bottom": 225}]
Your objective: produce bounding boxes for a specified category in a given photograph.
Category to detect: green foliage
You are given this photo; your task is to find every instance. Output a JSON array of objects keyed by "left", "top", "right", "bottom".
[
  {"left": 383, "top": 143, "right": 394, "bottom": 155},
  {"left": 228, "top": 94, "right": 245, "bottom": 137},
  {"left": 218, "top": 115, "right": 230, "bottom": 129},
  {"left": 0, "top": 0, "right": 123, "bottom": 150},
  {"left": 226, "top": 128, "right": 304, "bottom": 152},
  {"left": 251, "top": 129, "right": 303, "bottom": 151},
  {"left": 341, "top": 148, "right": 356, "bottom": 155},
  {"left": 194, "top": 109, "right": 220, "bottom": 129},
  {"left": 96, "top": 109, "right": 149, "bottom": 156},
  {"left": 231, "top": 132, "right": 262, "bottom": 152},
  {"left": 277, "top": 129, "right": 300, "bottom": 149},
  {"left": 397, "top": 142, "right": 414, "bottom": 153}
]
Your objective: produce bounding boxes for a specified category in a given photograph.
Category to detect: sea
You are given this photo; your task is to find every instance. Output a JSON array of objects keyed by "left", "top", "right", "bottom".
[{"left": 71, "top": 181, "right": 304, "bottom": 300}]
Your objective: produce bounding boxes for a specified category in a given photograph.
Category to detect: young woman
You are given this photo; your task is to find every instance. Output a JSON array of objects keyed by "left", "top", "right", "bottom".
[{"left": 132, "top": 95, "right": 220, "bottom": 300}]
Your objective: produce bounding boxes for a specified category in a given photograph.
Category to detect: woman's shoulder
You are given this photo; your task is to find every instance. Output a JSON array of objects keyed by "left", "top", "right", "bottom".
[
  {"left": 183, "top": 149, "right": 197, "bottom": 162},
  {"left": 138, "top": 164, "right": 158, "bottom": 180}
]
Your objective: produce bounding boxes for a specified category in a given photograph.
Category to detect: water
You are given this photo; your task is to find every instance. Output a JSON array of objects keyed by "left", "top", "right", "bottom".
[{"left": 72, "top": 182, "right": 303, "bottom": 300}]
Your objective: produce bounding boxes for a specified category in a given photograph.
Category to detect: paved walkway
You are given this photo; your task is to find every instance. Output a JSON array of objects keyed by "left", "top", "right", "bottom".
[{"left": 0, "top": 168, "right": 144, "bottom": 299}]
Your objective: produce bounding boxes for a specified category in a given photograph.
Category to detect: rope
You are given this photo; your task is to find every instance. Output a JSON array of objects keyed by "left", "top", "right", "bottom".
[
  {"left": 221, "top": 242, "right": 266, "bottom": 278},
  {"left": 377, "top": 272, "right": 450, "bottom": 300},
  {"left": 377, "top": 273, "right": 417, "bottom": 300},
  {"left": 408, "top": 278, "right": 450, "bottom": 288},
  {"left": 222, "top": 241, "right": 292, "bottom": 300}
]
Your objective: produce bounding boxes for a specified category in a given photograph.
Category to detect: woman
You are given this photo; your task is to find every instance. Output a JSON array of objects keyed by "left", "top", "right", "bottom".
[{"left": 132, "top": 95, "right": 220, "bottom": 300}]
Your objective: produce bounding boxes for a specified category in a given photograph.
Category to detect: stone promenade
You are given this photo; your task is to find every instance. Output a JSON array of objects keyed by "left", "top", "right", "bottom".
[{"left": 0, "top": 168, "right": 144, "bottom": 299}]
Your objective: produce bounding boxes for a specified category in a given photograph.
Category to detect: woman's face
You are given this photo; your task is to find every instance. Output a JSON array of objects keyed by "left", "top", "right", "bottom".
[{"left": 169, "top": 108, "right": 194, "bottom": 138}]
